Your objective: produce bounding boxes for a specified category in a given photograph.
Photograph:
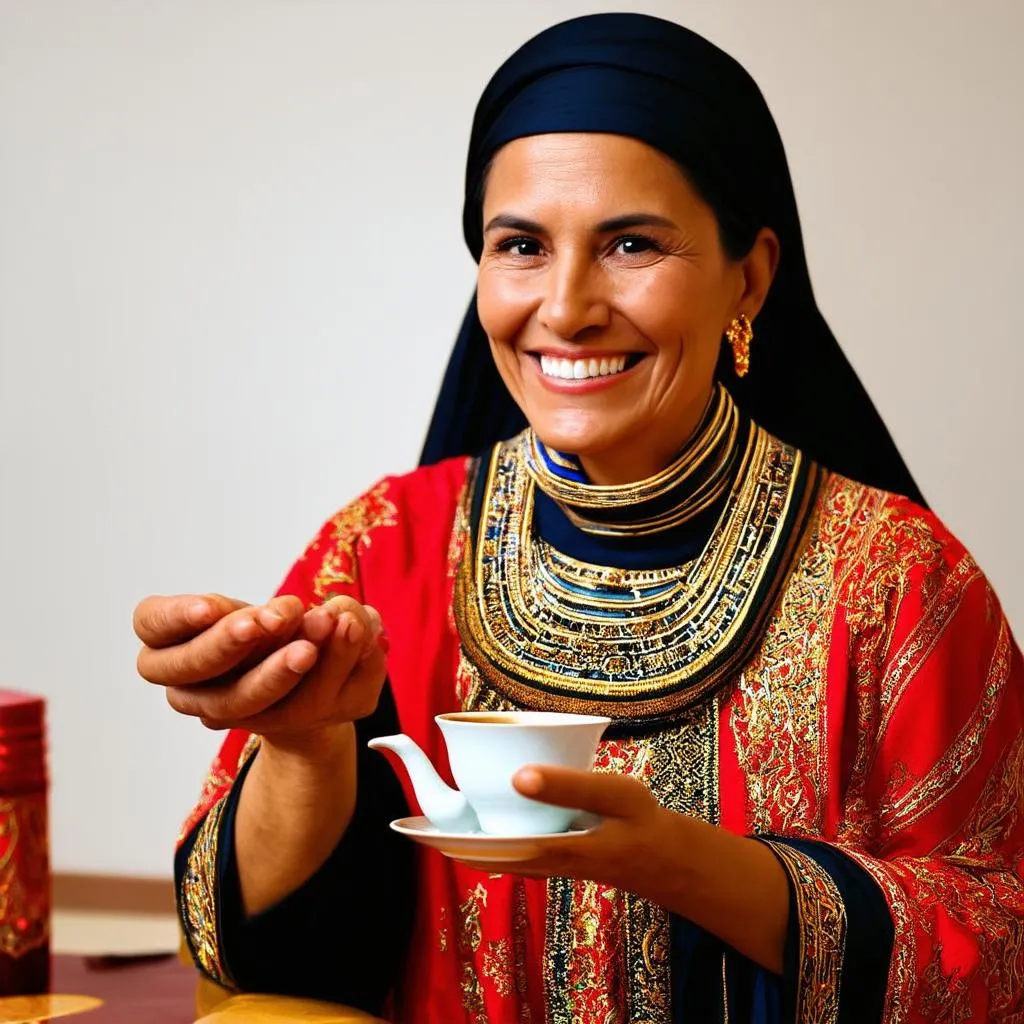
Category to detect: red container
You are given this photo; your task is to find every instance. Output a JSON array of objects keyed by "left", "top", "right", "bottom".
[{"left": 0, "top": 691, "right": 50, "bottom": 994}]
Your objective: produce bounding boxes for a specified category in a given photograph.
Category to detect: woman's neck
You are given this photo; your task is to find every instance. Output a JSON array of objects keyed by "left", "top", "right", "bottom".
[
  {"left": 575, "top": 386, "right": 716, "bottom": 486},
  {"left": 525, "top": 383, "right": 745, "bottom": 539}
]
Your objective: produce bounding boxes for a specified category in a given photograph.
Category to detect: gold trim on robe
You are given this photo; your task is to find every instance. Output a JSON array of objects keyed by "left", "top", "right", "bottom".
[{"left": 178, "top": 737, "right": 262, "bottom": 989}]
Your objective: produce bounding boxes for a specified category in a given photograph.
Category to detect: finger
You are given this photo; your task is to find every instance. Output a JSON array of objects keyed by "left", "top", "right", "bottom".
[
  {"left": 300, "top": 605, "right": 339, "bottom": 645},
  {"left": 363, "top": 604, "right": 382, "bottom": 635},
  {"left": 133, "top": 593, "right": 248, "bottom": 648},
  {"left": 512, "top": 766, "right": 649, "bottom": 818},
  {"left": 319, "top": 599, "right": 383, "bottom": 657},
  {"left": 166, "top": 640, "right": 319, "bottom": 725},
  {"left": 139, "top": 604, "right": 292, "bottom": 686},
  {"left": 233, "top": 595, "right": 307, "bottom": 670},
  {"left": 311, "top": 611, "right": 374, "bottom": 682},
  {"left": 237, "top": 631, "right": 387, "bottom": 735}
]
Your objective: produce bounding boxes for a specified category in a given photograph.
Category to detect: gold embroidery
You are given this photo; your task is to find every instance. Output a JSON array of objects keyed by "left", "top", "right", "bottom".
[
  {"left": 178, "top": 753, "right": 233, "bottom": 844},
  {"left": 765, "top": 842, "right": 846, "bottom": 1024},
  {"left": 884, "top": 857, "right": 1024, "bottom": 1022},
  {"left": 879, "top": 619, "right": 1012, "bottom": 837},
  {"left": 482, "top": 938, "right": 514, "bottom": 998},
  {"left": 456, "top": 428, "right": 818, "bottom": 722},
  {"left": 454, "top": 883, "right": 488, "bottom": 1020},
  {"left": 542, "top": 701, "right": 719, "bottom": 1023},
  {"left": 944, "top": 733, "right": 1024, "bottom": 862},
  {"left": 446, "top": 467, "right": 474, "bottom": 633},
  {"left": 455, "top": 647, "right": 490, "bottom": 710},
  {"left": 545, "top": 878, "right": 626, "bottom": 1023},
  {"left": 238, "top": 733, "right": 261, "bottom": 768},
  {"left": 839, "top": 495, "right": 947, "bottom": 830},
  {"left": 458, "top": 882, "right": 487, "bottom": 954},
  {"left": 731, "top": 478, "right": 847, "bottom": 835},
  {"left": 873, "top": 554, "right": 981, "bottom": 752},
  {"left": 512, "top": 880, "right": 532, "bottom": 1023},
  {"left": 311, "top": 481, "right": 397, "bottom": 600},
  {"left": 179, "top": 797, "right": 231, "bottom": 987},
  {"left": 842, "top": 849, "right": 916, "bottom": 1024},
  {"left": 178, "top": 736, "right": 260, "bottom": 851},
  {"left": 919, "top": 951, "right": 974, "bottom": 1024}
]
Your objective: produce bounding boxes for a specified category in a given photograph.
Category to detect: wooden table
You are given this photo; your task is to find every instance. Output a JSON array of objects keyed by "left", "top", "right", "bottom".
[{"left": 0, "top": 956, "right": 384, "bottom": 1023}]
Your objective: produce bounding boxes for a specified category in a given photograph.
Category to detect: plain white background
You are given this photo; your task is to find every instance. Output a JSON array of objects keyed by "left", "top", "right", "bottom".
[{"left": 1, "top": 0, "right": 1021, "bottom": 878}]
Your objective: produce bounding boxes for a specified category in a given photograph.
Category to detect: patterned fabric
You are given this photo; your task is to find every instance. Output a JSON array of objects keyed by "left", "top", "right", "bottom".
[
  {"left": 175, "top": 453, "right": 1024, "bottom": 1023},
  {"left": 456, "top": 427, "right": 820, "bottom": 727}
]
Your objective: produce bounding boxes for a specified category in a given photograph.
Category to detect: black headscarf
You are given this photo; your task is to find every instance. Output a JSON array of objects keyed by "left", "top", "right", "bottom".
[{"left": 419, "top": 13, "right": 924, "bottom": 506}]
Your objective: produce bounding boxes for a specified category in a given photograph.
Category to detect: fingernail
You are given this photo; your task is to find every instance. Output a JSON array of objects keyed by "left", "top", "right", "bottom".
[
  {"left": 185, "top": 601, "right": 210, "bottom": 626},
  {"left": 286, "top": 643, "right": 316, "bottom": 673},
  {"left": 376, "top": 633, "right": 391, "bottom": 655},
  {"left": 231, "top": 618, "right": 259, "bottom": 642},
  {"left": 346, "top": 615, "right": 365, "bottom": 645},
  {"left": 257, "top": 608, "right": 284, "bottom": 631},
  {"left": 515, "top": 768, "right": 544, "bottom": 795}
]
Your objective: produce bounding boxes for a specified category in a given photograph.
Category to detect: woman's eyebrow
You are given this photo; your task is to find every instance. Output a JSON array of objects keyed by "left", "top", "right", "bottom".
[
  {"left": 483, "top": 212, "right": 679, "bottom": 233},
  {"left": 595, "top": 213, "right": 679, "bottom": 232},
  {"left": 484, "top": 214, "right": 545, "bottom": 233}
]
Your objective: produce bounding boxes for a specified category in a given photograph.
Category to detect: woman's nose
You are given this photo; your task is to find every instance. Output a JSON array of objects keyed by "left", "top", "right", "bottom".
[{"left": 537, "top": 254, "right": 610, "bottom": 340}]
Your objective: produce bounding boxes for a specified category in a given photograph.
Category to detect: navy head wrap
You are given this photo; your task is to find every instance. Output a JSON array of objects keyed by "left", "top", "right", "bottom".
[{"left": 420, "top": 13, "right": 923, "bottom": 505}]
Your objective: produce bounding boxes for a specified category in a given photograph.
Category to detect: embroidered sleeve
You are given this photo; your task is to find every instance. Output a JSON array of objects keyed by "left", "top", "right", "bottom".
[
  {"left": 758, "top": 838, "right": 893, "bottom": 1024},
  {"left": 826, "top": 506, "right": 1024, "bottom": 1024},
  {"left": 732, "top": 485, "right": 1024, "bottom": 1023},
  {"left": 836, "top": 526, "right": 1024, "bottom": 1024},
  {"left": 176, "top": 739, "right": 261, "bottom": 988}
]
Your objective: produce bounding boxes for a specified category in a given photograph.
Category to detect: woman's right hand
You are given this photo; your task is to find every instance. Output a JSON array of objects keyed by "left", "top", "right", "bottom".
[{"left": 133, "top": 593, "right": 388, "bottom": 750}]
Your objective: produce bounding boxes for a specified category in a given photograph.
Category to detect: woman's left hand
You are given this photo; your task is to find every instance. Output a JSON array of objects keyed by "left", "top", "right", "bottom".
[
  {"left": 456, "top": 763, "right": 790, "bottom": 976},
  {"left": 456, "top": 765, "right": 674, "bottom": 893}
]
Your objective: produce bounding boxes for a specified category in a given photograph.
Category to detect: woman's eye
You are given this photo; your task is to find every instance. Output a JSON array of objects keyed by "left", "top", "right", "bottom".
[
  {"left": 615, "top": 236, "right": 659, "bottom": 256},
  {"left": 498, "top": 238, "right": 542, "bottom": 257}
]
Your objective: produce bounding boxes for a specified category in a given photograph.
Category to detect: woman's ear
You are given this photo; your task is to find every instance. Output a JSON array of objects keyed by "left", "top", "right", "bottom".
[{"left": 736, "top": 227, "right": 780, "bottom": 323}]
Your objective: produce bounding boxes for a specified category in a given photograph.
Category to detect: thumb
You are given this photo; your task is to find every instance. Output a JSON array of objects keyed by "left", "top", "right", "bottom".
[{"left": 512, "top": 765, "right": 651, "bottom": 819}]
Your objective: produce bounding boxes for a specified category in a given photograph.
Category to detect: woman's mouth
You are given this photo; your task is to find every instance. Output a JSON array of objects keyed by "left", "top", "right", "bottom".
[{"left": 534, "top": 353, "right": 644, "bottom": 381}]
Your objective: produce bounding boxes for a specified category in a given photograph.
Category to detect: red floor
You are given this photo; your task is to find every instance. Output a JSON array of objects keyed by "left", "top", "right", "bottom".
[{"left": 53, "top": 954, "right": 197, "bottom": 1023}]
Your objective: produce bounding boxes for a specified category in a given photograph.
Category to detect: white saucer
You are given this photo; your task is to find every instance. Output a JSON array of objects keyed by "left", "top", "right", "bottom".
[{"left": 389, "top": 815, "right": 599, "bottom": 862}]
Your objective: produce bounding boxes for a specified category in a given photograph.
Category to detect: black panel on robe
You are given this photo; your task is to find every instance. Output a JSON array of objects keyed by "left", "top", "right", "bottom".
[{"left": 175, "top": 683, "right": 415, "bottom": 1016}]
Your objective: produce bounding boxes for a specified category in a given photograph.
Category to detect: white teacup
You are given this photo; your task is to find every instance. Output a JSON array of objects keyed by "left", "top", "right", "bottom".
[
  {"left": 369, "top": 710, "right": 611, "bottom": 836},
  {"left": 436, "top": 711, "right": 610, "bottom": 836}
]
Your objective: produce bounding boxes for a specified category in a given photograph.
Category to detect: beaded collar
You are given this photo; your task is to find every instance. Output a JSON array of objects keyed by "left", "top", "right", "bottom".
[{"left": 454, "top": 406, "right": 823, "bottom": 731}]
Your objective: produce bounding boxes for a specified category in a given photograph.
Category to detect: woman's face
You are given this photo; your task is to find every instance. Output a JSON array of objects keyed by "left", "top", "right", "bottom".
[{"left": 477, "top": 133, "right": 776, "bottom": 484}]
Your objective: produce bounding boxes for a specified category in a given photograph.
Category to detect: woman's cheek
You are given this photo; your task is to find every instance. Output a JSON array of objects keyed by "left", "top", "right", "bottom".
[{"left": 478, "top": 272, "right": 536, "bottom": 341}]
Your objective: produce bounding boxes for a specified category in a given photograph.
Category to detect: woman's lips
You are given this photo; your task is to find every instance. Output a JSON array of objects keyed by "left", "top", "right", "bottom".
[{"left": 526, "top": 352, "right": 647, "bottom": 393}]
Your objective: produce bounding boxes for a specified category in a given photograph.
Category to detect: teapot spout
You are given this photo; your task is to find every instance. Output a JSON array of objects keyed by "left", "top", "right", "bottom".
[{"left": 368, "top": 733, "right": 479, "bottom": 832}]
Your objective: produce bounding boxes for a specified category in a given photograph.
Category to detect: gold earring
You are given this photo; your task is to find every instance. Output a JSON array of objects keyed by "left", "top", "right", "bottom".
[{"left": 726, "top": 313, "right": 753, "bottom": 378}]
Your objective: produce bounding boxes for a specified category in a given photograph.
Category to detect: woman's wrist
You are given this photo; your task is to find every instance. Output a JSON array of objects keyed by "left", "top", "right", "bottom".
[
  {"left": 259, "top": 721, "right": 357, "bottom": 769},
  {"left": 641, "top": 809, "right": 789, "bottom": 974}
]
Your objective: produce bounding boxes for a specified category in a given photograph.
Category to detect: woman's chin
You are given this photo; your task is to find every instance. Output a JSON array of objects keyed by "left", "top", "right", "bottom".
[{"left": 529, "top": 419, "right": 628, "bottom": 460}]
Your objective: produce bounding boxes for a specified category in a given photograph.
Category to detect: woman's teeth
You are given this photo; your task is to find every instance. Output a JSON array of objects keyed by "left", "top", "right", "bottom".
[{"left": 538, "top": 355, "right": 629, "bottom": 380}]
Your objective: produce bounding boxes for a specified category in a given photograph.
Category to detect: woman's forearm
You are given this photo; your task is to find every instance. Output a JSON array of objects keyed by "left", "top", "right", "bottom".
[
  {"left": 234, "top": 724, "right": 358, "bottom": 916},
  {"left": 643, "top": 811, "right": 789, "bottom": 974}
]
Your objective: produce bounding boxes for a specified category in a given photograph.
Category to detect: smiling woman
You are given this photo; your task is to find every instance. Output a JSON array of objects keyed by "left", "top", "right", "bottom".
[
  {"left": 136, "top": 12, "right": 1024, "bottom": 1024},
  {"left": 478, "top": 133, "right": 778, "bottom": 483}
]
